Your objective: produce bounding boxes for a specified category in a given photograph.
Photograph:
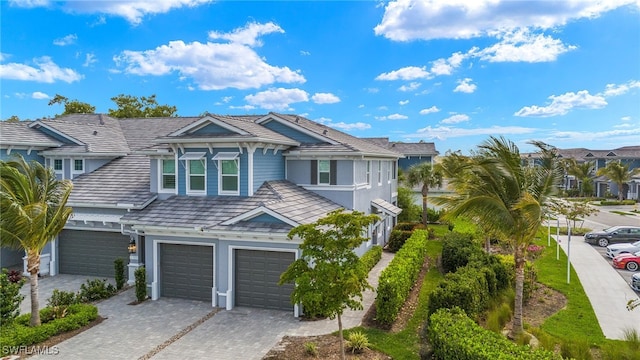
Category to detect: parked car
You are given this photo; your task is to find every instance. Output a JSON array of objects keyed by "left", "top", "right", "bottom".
[
  {"left": 584, "top": 225, "right": 640, "bottom": 247},
  {"left": 632, "top": 273, "right": 640, "bottom": 292},
  {"left": 606, "top": 240, "right": 640, "bottom": 258},
  {"left": 612, "top": 251, "right": 640, "bottom": 271}
]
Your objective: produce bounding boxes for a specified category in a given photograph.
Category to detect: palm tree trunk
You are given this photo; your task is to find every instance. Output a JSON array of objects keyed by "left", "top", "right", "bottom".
[
  {"left": 511, "top": 249, "right": 525, "bottom": 337},
  {"left": 618, "top": 182, "right": 624, "bottom": 201},
  {"left": 422, "top": 186, "right": 429, "bottom": 227},
  {"left": 27, "top": 251, "right": 41, "bottom": 326},
  {"left": 338, "top": 313, "right": 345, "bottom": 360}
]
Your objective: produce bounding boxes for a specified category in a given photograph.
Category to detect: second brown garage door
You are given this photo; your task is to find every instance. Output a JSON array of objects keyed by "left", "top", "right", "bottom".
[{"left": 235, "top": 249, "right": 294, "bottom": 311}]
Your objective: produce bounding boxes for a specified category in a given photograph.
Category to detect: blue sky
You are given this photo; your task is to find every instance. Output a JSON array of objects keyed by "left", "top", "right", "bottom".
[{"left": 1, "top": 0, "right": 639, "bottom": 154}]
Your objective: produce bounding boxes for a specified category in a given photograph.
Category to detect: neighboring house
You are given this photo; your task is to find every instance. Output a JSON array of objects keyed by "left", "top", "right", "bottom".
[
  {"left": 522, "top": 146, "right": 640, "bottom": 200},
  {"left": 0, "top": 113, "right": 402, "bottom": 315},
  {"left": 365, "top": 138, "right": 439, "bottom": 172}
]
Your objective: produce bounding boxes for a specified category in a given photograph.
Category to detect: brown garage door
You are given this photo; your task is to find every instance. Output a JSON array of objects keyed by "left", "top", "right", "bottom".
[
  {"left": 160, "top": 243, "right": 213, "bottom": 302},
  {"left": 235, "top": 249, "right": 294, "bottom": 311}
]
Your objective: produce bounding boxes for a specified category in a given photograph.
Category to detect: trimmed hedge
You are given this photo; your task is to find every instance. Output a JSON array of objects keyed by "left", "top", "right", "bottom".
[
  {"left": 360, "top": 245, "right": 382, "bottom": 274},
  {"left": 440, "top": 232, "right": 482, "bottom": 273},
  {"left": 387, "top": 229, "right": 413, "bottom": 252},
  {"left": 428, "top": 265, "right": 489, "bottom": 319},
  {"left": 0, "top": 304, "right": 98, "bottom": 355},
  {"left": 394, "top": 222, "right": 418, "bottom": 231},
  {"left": 427, "top": 308, "right": 562, "bottom": 360},
  {"left": 375, "top": 230, "right": 428, "bottom": 325},
  {"left": 600, "top": 199, "right": 636, "bottom": 206}
]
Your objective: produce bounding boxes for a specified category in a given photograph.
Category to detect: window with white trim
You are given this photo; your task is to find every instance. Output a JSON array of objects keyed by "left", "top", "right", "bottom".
[
  {"left": 220, "top": 159, "right": 239, "bottom": 194},
  {"left": 387, "top": 160, "right": 392, "bottom": 182},
  {"left": 71, "top": 159, "right": 84, "bottom": 178},
  {"left": 160, "top": 159, "right": 176, "bottom": 191},
  {"left": 318, "top": 160, "right": 330, "bottom": 185},
  {"left": 366, "top": 160, "right": 371, "bottom": 185},
  {"left": 377, "top": 161, "right": 382, "bottom": 185},
  {"left": 53, "top": 159, "right": 63, "bottom": 172},
  {"left": 187, "top": 159, "right": 206, "bottom": 193}
]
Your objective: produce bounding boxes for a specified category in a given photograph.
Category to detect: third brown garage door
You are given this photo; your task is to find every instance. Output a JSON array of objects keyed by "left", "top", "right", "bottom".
[
  {"left": 58, "top": 230, "right": 130, "bottom": 277},
  {"left": 235, "top": 249, "right": 294, "bottom": 311}
]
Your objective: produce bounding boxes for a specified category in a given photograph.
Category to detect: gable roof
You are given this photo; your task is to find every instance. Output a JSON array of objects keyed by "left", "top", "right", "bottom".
[
  {"left": 121, "top": 180, "right": 342, "bottom": 233},
  {"left": 0, "top": 121, "right": 62, "bottom": 148}
]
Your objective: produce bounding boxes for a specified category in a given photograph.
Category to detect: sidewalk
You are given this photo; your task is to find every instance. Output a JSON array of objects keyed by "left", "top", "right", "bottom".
[{"left": 556, "top": 235, "right": 640, "bottom": 340}]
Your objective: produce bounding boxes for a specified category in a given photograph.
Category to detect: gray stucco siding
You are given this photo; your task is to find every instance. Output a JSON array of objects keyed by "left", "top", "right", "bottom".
[
  {"left": 0, "top": 247, "right": 23, "bottom": 269},
  {"left": 84, "top": 158, "right": 112, "bottom": 174},
  {"left": 263, "top": 120, "right": 322, "bottom": 144},
  {"left": 286, "top": 159, "right": 311, "bottom": 184}
]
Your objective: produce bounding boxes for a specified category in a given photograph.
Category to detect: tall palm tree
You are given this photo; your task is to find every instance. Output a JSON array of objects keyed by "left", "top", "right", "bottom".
[
  {"left": 0, "top": 155, "right": 73, "bottom": 326},
  {"left": 565, "top": 159, "right": 595, "bottom": 197},
  {"left": 596, "top": 161, "right": 639, "bottom": 200},
  {"left": 435, "top": 137, "right": 561, "bottom": 336},
  {"left": 405, "top": 162, "right": 443, "bottom": 227}
]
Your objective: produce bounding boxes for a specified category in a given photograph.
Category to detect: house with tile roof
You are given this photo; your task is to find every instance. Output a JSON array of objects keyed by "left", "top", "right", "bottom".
[
  {"left": 364, "top": 137, "right": 439, "bottom": 171},
  {"left": 522, "top": 146, "right": 640, "bottom": 200},
  {"left": 0, "top": 113, "right": 403, "bottom": 315}
]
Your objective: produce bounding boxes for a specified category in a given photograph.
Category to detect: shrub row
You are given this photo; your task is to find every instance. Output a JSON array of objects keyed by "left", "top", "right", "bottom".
[
  {"left": 375, "top": 229, "right": 428, "bottom": 325},
  {"left": 0, "top": 269, "right": 25, "bottom": 325},
  {"left": 600, "top": 199, "right": 636, "bottom": 206},
  {"left": 427, "top": 308, "right": 562, "bottom": 360},
  {"left": 359, "top": 245, "right": 382, "bottom": 274},
  {"left": 387, "top": 229, "right": 413, "bottom": 252},
  {"left": 0, "top": 304, "right": 98, "bottom": 355},
  {"left": 440, "top": 232, "right": 483, "bottom": 273}
]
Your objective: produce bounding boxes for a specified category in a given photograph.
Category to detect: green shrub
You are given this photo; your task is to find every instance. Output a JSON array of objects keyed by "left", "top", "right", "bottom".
[
  {"left": 0, "top": 304, "right": 98, "bottom": 355},
  {"left": 376, "top": 230, "right": 428, "bottom": 325},
  {"left": 346, "top": 330, "right": 371, "bottom": 354},
  {"left": 427, "top": 265, "right": 489, "bottom": 319},
  {"left": 135, "top": 266, "right": 147, "bottom": 302},
  {"left": 114, "top": 258, "right": 126, "bottom": 290},
  {"left": 304, "top": 342, "right": 318, "bottom": 357},
  {"left": 77, "top": 278, "right": 116, "bottom": 303},
  {"left": 441, "top": 232, "right": 481, "bottom": 273},
  {"left": 426, "top": 307, "right": 562, "bottom": 360},
  {"left": 394, "top": 222, "right": 418, "bottom": 231},
  {"left": 387, "top": 229, "right": 413, "bottom": 252},
  {"left": 601, "top": 199, "right": 636, "bottom": 206},
  {"left": 360, "top": 245, "right": 382, "bottom": 274},
  {"left": 47, "top": 289, "right": 79, "bottom": 307},
  {"left": 0, "top": 269, "right": 25, "bottom": 325},
  {"left": 485, "top": 302, "right": 512, "bottom": 333}
]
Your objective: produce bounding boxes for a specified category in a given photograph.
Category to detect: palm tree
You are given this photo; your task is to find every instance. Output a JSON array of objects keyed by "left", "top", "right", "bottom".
[
  {"left": 435, "top": 137, "right": 561, "bottom": 336},
  {"left": 405, "top": 162, "right": 443, "bottom": 227},
  {"left": 0, "top": 155, "right": 73, "bottom": 326},
  {"left": 565, "top": 159, "right": 595, "bottom": 197},
  {"left": 596, "top": 161, "right": 639, "bottom": 200}
]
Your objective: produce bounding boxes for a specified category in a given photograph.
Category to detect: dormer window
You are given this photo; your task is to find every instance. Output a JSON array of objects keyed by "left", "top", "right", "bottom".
[
  {"left": 179, "top": 152, "right": 206, "bottom": 195},
  {"left": 53, "top": 159, "right": 63, "bottom": 178},
  {"left": 72, "top": 159, "right": 84, "bottom": 178},
  {"left": 318, "top": 160, "right": 330, "bottom": 185}
]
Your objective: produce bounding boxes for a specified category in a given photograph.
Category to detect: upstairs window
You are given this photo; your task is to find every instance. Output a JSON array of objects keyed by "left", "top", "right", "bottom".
[
  {"left": 188, "top": 160, "right": 206, "bottom": 193},
  {"left": 214, "top": 152, "right": 240, "bottom": 195},
  {"left": 377, "top": 161, "right": 382, "bottom": 184},
  {"left": 160, "top": 159, "right": 176, "bottom": 191},
  {"left": 74, "top": 159, "right": 84, "bottom": 172},
  {"left": 318, "top": 160, "right": 330, "bottom": 185},
  {"left": 53, "top": 159, "right": 63, "bottom": 172},
  {"left": 366, "top": 161, "right": 371, "bottom": 185}
]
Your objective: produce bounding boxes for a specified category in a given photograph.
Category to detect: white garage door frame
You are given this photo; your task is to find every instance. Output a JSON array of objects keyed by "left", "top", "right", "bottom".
[
  {"left": 151, "top": 240, "right": 216, "bottom": 307},
  {"left": 228, "top": 245, "right": 299, "bottom": 317}
]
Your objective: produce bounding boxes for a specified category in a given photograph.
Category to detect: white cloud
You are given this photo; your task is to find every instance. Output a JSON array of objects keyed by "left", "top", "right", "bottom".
[
  {"left": 314, "top": 117, "right": 371, "bottom": 131},
  {"left": 83, "top": 53, "right": 97, "bottom": 67},
  {"left": 8, "top": 0, "right": 49, "bottom": 8},
  {"left": 366, "top": 87, "right": 380, "bottom": 93},
  {"left": 300, "top": 50, "right": 311, "bottom": 56},
  {"left": 430, "top": 52, "right": 466, "bottom": 75},
  {"left": 358, "top": 104, "right": 365, "bottom": 108},
  {"left": 441, "top": 114, "right": 470, "bottom": 124},
  {"left": 474, "top": 29, "right": 576, "bottom": 63},
  {"left": 228, "top": 104, "right": 256, "bottom": 111},
  {"left": 374, "top": 0, "right": 636, "bottom": 41},
  {"left": 515, "top": 90, "right": 607, "bottom": 117},
  {"left": 60, "top": 0, "right": 213, "bottom": 25},
  {"left": 377, "top": 113, "right": 408, "bottom": 121},
  {"left": 378, "top": 106, "right": 388, "bottom": 111},
  {"left": 399, "top": 100, "right": 409, "bottom": 105},
  {"left": 376, "top": 66, "right": 430, "bottom": 81},
  {"left": 208, "top": 22, "right": 283, "bottom": 47},
  {"left": 548, "top": 127, "right": 640, "bottom": 143},
  {"left": 312, "top": 92, "right": 341, "bottom": 104},
  {"left": 412, "top": 125, "right": 537, "bottom": 141},
  {"left": 602, "top": 80, "right": 640, "bottom": 97},
  {"left": 114, "top": 22, "right": 305, "bottom": 90},
  {"left": 244, "top": 88, "right": 309, "bottom": 110},
  {"left": 419, "top": 106, "right": 440, "bottom": 115},
  {"left": 0, "top": 56, "right": 83, "bottom": 83},
  {"left": 53, "top": 34, "right": 77, "bottom": 46},
  {"left": 398, "top": 82, "right": 421, "bottom": 92},
  {"left": 621, "top": 116, "right": 632, "bottom": 121},
  {"left": 31, "top": 91, "right": 49, "bottom": 99},
  {"left": 14, "top": 92, "right": 27, "bottom": 99},
  {"left": 454, "top": 78, "right": 476, "bottom": 93}
]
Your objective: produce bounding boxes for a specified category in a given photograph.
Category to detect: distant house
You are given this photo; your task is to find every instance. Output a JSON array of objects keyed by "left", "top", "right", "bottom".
[
  {"left": 0, "top": 113, "right": 403, "bottom": 316},
  {"left": 522, "top": 146, "right": 640, "bottom": 200},
  {"left": 364, "top": 138, "right": 439, "bottom": 172}
]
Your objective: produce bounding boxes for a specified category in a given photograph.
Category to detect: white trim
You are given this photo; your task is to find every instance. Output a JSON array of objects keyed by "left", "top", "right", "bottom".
[
  {"left": 158, "top": 158, "right": 177, "bottom": 193},
  {"left": 152, "top": 239, "right": 216, "bottom": 307},
  {"left": 221, "top": 206, "right": 299, "bottom": 227},
  {"left": 71, "top": 158, "right": 84, "bottom": 178},
  {"left": 317, "top": 159, "right": 331, "bottom": 185},
  {"left": 28, "top": 121, "right": 84, "bottom": 145},
  {"left": 255, "top": 114, "right": 337, "bottom": 145},
  {"left": 212, "top": 152, "right": 240, "bottom": 161},
  {"left": 179, "top": 152, "right": 206, "bottom": 160},
  {"left": 168, "top": 116, "right": 249, "bottom": 137},
  {"left": 52, "top": 158, "right": 64, "bottom": 178},
  {"left": 228, "top": 245, "right": 299, "bottom": 316},
  {"left": 304, "top": 184, "right": 355, "bottom": 191},
  {"left": 218, "top": 157, "right": 240, "bottom": 196},
  {"left": 246, "top": 145, "right": 257, "bottom": 196}
]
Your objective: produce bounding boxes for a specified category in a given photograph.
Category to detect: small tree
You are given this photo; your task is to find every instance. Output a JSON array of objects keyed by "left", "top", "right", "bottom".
[
  {"left": 279, "top": 209, "right": 378, "bottom": 360},
  {"left": 550, "top": 200, "right": 599, "bottom": 231},
  {"left": 135, "top": 267, "right": 147, "bottom": 303},
  {"left": 48, "top": 94, "right": 96, "bottom": 115},
  {"left": 405, "top": 162, "right": 443, "bottom": 227},
  {"left": 108, "top": 94, "right": 178, "bottom": 118},
  {"left": 114, "top": 258, "right": 126, "bottom": 290}
]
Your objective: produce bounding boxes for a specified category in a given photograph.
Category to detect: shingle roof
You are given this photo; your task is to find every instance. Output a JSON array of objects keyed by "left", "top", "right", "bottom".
[
  {"left": 0, "top": 121, "right": 62, "bottom": 147},
  {"left": 119, "top": 117, "right": 201, "bottom": 151},
  {"left": 363, "top": 137, "right": 437, "bottom": 156},
  {"left": 68, "top": 155, "right": 156, "bottom": 208},
  {"left": 121, "top": 180, "right": 342, "bottom": 231},
  {"left": 270, "top": 113, "right": 401, "bottom": 158},
  {"left": 523, "top": 146, "right": 640, "bottom": 160}
]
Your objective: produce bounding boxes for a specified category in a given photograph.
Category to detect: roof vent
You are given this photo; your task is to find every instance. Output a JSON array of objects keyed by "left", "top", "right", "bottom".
[
  {"left": 295, "top": 116, "right": 299, "bottom": 123},
  {"left": 98, "top": 114, "right": 105, "bottom": 125},
  {"left": 323, "top": 129, "right": 328, "bottom": 135},
  {"left": 93, "top": 130, "right": 98, "bottom": 136}
]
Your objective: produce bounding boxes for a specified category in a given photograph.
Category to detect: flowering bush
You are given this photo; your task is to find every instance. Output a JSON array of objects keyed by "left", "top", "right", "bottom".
[{"left": 527, "top": 245, "right": 544, "bottom": 260}]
